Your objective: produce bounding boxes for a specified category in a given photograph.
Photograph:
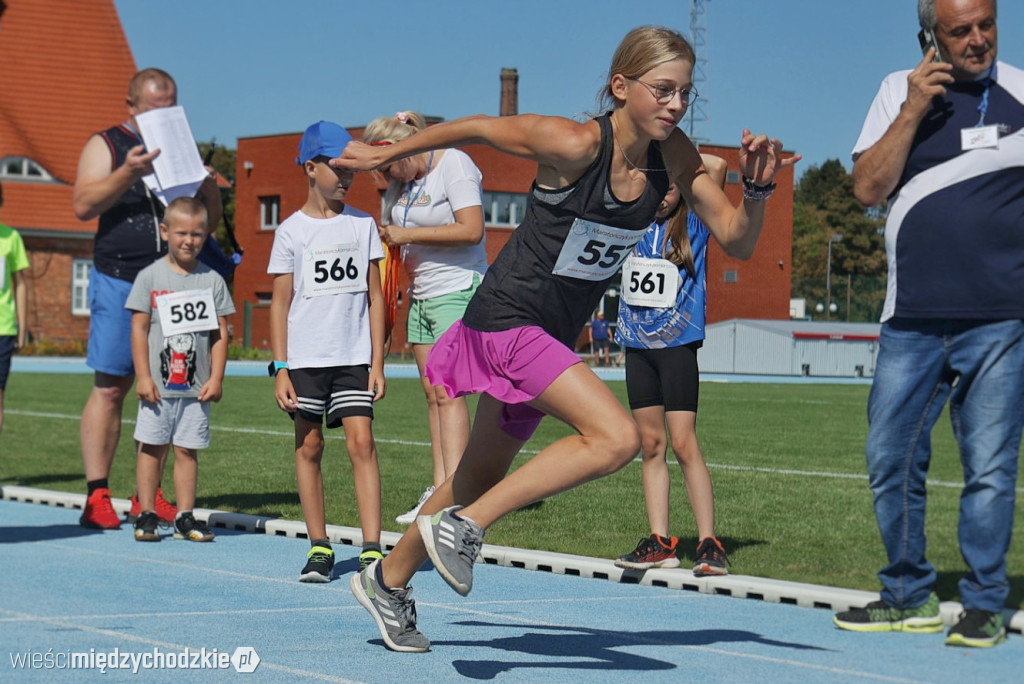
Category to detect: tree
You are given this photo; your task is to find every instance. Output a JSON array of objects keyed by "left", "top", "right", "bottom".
[{"left": 792, "top": 159, "right": 886, "bottom": 321}]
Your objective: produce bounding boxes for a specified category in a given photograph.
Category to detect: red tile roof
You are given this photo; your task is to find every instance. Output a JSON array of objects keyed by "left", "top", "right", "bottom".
[{"left": 0, "top": 0, "right": 136, "bottom": 232}]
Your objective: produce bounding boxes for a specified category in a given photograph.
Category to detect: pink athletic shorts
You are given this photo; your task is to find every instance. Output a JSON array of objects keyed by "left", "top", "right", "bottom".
[{"left": 425, "top": 321, "right": 582, "bottom": 440}]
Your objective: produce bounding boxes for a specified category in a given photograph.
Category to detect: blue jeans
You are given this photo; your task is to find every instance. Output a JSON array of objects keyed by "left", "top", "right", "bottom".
[{"left": 866, "top": 318, "right": 1024, "bottom": 613}]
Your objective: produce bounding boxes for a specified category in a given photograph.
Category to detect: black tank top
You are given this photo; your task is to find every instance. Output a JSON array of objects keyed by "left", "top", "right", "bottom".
[
  {"left": 93, "top": 125, "right": 166, "bottom": 281},
  {"left": 462, "top": 113, "right": 669, "bottom": 346}
]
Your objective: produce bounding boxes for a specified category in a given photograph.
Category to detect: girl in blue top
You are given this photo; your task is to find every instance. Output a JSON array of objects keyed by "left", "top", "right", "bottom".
[{"left": 614, "top": 155, "right": 731, "bottom": 576}]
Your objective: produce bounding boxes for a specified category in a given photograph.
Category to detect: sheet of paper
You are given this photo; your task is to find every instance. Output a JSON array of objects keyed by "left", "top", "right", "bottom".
[{"left": 134, "top": 105, "right": 207, "bottom": 206}]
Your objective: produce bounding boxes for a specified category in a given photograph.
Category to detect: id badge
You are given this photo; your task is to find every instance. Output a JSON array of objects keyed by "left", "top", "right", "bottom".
[
  {"left": 961, "top": 125, "right": 999, "bottom": 151},
  {"left": 155, "top": 289, "right": 219, "bottom": 336},
  {"left": 621, "top": 256, "right": 679, "bottom": 308}
]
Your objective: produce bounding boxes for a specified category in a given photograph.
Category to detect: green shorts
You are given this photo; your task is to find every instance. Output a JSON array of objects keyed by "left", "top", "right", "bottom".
[{"left": 407, "top": 275, "right": 481, "bottom": 345}]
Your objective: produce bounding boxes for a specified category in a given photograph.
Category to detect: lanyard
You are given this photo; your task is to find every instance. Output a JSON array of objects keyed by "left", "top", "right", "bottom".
[
  {"left": 976, "top": 65, "right": 996, "bottom": 127},
  {"left": 401, "top": 150, "right": 434, "bottom": 228}
]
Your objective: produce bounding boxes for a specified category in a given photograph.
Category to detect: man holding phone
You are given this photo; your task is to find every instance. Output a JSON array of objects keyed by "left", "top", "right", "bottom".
[{"left": 833, "top": 0, "right": 1024, "bottom": 648}]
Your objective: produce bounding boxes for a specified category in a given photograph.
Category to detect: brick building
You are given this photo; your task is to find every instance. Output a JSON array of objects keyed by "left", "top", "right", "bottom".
[{"left": 0, "top": 0, "right": 137, "bottom": 344}]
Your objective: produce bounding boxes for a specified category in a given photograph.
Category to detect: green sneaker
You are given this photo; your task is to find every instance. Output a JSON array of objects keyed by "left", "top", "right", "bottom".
[
  {"left": 945, "top": 610, "right": 1006, "bottom": 648},
  {"left": 833, "top": 592, "right": 943, "bottom": 633},
  {"left": 359, "top": 549, "right": 384, "bottom": 572},
  {"left": 299, "top": 545, "right": 334, "bottom": 583}
]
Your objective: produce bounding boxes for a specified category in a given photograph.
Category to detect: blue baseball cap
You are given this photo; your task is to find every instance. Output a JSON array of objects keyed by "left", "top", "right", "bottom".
[{"left": 296, "top": 120, "right": 353, "bottom": 165}]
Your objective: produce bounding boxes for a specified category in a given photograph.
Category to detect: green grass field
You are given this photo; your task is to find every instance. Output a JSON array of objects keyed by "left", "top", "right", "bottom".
[{"left": 3, "top": 371, "right": 1021, "bottom": 607}]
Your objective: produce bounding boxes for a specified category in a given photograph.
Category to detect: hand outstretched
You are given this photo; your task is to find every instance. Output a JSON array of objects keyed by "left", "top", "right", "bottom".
[{"left": 737, "top": 130, "right": 801, "bottom": 186}]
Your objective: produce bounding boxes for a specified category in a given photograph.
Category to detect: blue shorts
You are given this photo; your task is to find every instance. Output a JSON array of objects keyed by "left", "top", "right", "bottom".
[
  {"left": 86, "top": 270, "right": 135, "bottom": 377},
  {"left": 0, "top": 335, "right": 15, "bottom": 390}
]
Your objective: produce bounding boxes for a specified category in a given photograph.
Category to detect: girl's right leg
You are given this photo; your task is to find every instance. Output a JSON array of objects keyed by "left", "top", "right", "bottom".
[
  {"left": 293, "top": 416, "right": 327, "bottom": 541},
  {"left": 632, "top": 405, "right": 671, "bottom": 538},
  {"left": 665, "top": 410, "right": 716, "bottom": 540},
  {"left": 412, "top": 343, "right": 446, "bottom": 487}
]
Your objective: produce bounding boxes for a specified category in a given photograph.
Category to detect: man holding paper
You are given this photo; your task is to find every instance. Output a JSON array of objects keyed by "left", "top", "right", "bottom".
[{"left": 72, "top": 68, "right": 222, "bottom": 530}]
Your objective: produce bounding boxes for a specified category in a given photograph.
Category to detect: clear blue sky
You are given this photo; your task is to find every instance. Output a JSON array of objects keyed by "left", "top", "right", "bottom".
[{"left": 114, "top": 0, "right": 1024, "bottom": 178}]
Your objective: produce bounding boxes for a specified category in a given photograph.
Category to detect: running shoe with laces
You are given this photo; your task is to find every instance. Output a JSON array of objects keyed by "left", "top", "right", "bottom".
[
  {"left": 133, "top": 511, "right": 160, "bottom": 542},
  {"left": 945, "top": 609, "right": 1006, "bottom": 648},
  {"left": 79, "top": 487, "right": 121, "bottom": 529},
  {"left": 299, "top": 545, "right": 335, "bottom": 583},
  {"left": 173, "top": 511, "right": 215, "bottom": 542},
  {"left": 127, "top": 488, "right": 177, "bottom": 523},
  {"left": 395, "top": 485, "right": 435, "bottom": 524},
  {"left": 692, "top": 537, "right": 730, "bottom": 576},
  {"left": 833, "top": 591, "right": 943, "bottom": 633},
  {"left": 614, "top": 534, "right": 681, "bottom": 570},
  {"left": 417, "top": 505, "right": 484, "bottom": 596},
  {"left": 350, "top": 559, "right": 430, "bottom": 652},
  {"left": 359, "top": 549, "right": 384, "bottom": 572}
]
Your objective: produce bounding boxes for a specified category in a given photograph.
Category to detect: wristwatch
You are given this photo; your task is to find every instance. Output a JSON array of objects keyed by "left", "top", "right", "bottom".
[{"left": 268, "top": 360, "right": 288, "bottom": 377}]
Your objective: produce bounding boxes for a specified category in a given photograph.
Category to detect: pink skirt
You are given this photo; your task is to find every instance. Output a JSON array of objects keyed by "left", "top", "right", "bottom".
[{"left": 425, "top": 321, "right": 582, "bottom": 440}]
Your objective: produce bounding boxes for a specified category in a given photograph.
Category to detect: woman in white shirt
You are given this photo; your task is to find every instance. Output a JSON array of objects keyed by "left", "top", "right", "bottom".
[{"left": 362, "top": 111, "right": 487, "bottom": 524}]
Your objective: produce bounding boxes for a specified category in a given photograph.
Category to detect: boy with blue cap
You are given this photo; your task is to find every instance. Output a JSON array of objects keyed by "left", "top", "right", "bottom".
[{"left": 267, "top": 121, "right": 387, "bottom": 581}]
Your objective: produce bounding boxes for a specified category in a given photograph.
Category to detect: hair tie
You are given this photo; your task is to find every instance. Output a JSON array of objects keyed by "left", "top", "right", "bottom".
[{"left": 395, "top": 112, "right": 409, "bottom": 124}]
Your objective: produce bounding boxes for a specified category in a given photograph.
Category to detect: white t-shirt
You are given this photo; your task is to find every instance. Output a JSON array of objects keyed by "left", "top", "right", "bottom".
[
  {"left": 267, "top": 207, "right": 384, "bottom": 369},
  {"left": 390, "top": 148, "right": 487, "bottom": 299}
]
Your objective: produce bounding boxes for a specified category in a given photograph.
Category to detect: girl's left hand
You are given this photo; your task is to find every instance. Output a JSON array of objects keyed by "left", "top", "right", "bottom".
[{"left": 737, "top": 130, "right": 801, "bottom": 185}]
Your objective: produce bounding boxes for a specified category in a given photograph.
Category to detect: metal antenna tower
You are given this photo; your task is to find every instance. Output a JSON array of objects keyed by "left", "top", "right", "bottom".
[{"left": 686, "top": 0, "right": 710, "bottom": 143}]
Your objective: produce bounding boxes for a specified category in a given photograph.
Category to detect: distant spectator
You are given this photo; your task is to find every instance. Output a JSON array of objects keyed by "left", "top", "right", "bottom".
[{"left": 0, "top": 180, "right": 29, "bottom": 441}]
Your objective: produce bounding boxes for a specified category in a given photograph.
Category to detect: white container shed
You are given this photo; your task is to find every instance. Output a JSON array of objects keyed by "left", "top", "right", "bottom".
[{"left": 701, "top": 319, "right": 881, "bottom": 377}]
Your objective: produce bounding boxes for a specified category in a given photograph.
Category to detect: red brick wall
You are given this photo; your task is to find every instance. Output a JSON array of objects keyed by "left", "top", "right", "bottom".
[{"left": 21, "top": 236, "right": 93, "bottom": 342}]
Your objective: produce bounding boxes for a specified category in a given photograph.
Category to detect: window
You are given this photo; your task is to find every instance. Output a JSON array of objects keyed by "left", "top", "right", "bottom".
[
  {"left": 260, "top": 196, "right": 280, "bottom": 229},
  {"left": 726, "top": 170, "right": 741, "bottom": 184},
  {"left": 0, "top": 156, "right": 55, "bottom": 182},
  {"left": 482, "top": 192, "right": 527, "bottom": 227},
  {"left": 724, "top": 270, "right": 738, "bottom": 283},
  {"left": 72, "top": 259, "right": 92, "bottom": 315}
]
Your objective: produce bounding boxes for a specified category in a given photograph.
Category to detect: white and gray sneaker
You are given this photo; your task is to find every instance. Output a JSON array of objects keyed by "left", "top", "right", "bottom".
[
  {"left": 417, "top": 505, "right": 484, "bottom": 596},
  {"left": 395, "top": 486, "right": 435, "bottom": 525},
  {"left": 350, "top": 559, "right": 430, "bottom": 653}
]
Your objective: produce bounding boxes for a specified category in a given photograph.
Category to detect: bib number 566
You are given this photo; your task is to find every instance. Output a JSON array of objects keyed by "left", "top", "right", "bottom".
[{"left": 313, "top": 257, "right": 359, "bottom": 283}]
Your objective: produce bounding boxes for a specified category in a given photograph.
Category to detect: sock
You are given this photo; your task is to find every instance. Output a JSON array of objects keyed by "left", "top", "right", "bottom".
[
  {"left": 362, "top": 541, "right": 382, "bottom": 555},
  {"left": 86, "top": 479, "right": 109, "bottom": 495},
  {"left": 374, "top": 559, "right": 400, "bottom": 592},
  {"left": 311, "top": 538, "right": 331, "bottom": 550}
]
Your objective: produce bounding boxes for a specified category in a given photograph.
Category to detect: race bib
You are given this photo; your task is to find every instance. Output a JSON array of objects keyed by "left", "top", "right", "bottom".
[
  {"left": 552, "top": 219, "right": 645, "bottom": 281},
  {"left": 621, "top": 256, "right": 679, "bottom": 308},
  {"left": 155, "top": 289, "right": 218, "bottom": 336},
  {"left": 302, "top": 242, "right": 365, "bottom": 298}
]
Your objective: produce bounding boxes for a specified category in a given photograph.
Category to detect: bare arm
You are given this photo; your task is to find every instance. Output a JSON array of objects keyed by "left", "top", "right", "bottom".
[
  {"left": 379, "top": 205, "right": 484, "bottom": 248},
  {"left": 852, "top": 50, "right": 953, "bottom": 206},
  {"left": 366, "top": 260, "right": 386, "bottom": 401},
  {"left": 131, "top": 311, "right": 159, "bottom": 403},
  {"left": 198, "top": 316, "right": 229, "bottom": 403},
  {"left": 334, "top": 114, "right": 601, "bottom": 187},
  {"left": 669, "top": 130, "right": 800, "bottom": 260},
  {"left": 12, "top": 269, "right": 27, "bottom": 349},
  {"left": 269, "top": 273, "right": 297, "bottom": 412},
  {"left": 72, "top": 135, "right": 161, "bottom": 221}
]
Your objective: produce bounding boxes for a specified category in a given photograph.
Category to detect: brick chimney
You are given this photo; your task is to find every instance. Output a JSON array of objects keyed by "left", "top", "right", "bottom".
[{"left": 500, "top": 68, "right": 518, "bottom": 116}]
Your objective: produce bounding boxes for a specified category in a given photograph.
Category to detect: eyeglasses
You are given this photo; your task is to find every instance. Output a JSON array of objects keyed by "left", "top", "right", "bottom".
[{"left": 628, "top": 78, "right": 699, "bottom": 106}]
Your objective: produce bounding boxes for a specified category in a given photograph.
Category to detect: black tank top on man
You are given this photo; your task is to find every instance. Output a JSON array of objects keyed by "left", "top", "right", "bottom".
[
  {"left": 93, "top": 125, "right": 166, "bottom": 282},
  {"left": 462, "top": 112, "right": 670, "bottom": 347}
]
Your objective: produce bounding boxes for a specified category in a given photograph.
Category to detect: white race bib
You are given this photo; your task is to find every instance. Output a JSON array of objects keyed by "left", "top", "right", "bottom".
[
  {"left": 621, "top": 256, "right": 679, "bottom": 308},
  {"left": 552, "top": 219, "right": 645, "bottom": 281},
  {"left": 155, "top": 289, "right": 218, "bottom": 336},
  {"left": 302, "top": 242, "right": 366, "bottom": 298}
]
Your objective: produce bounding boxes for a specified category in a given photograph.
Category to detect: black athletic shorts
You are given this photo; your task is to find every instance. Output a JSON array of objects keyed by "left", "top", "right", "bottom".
[
  {"left": 623, "top": 343, "right": 701, "bottom": 413},
  {"left": 288, "top": 365, "right": 373, "bottom": 428}
]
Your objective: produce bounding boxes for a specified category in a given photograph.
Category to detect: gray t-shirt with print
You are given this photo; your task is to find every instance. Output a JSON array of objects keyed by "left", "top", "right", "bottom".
[{"left": 125, "top": 258, "right": 235, "bottom": 398}]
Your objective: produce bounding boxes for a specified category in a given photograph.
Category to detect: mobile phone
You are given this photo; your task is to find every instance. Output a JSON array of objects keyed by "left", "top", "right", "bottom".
[{"left": 917, "top": 28, "right": 944, "bottom": 63}]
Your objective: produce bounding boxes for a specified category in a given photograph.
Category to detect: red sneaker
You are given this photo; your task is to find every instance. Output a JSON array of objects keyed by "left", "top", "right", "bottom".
[
  {"left": 128, "top": 488, "right": 178, "bottom": 523},
  {"left": 614, "top": 534, "right": 681, "bottom": 570},
  {"left": 80, "top": 488, "right": 121, "bottom": 529}
]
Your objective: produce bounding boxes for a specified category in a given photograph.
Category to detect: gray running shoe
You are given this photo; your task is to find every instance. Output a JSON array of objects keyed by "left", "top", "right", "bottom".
[
  {"left": 350, "top": 559, "right": 429, "bottom": 653},
  {"left": 417, "top": 506, "right": 484, "bottom": 596}
]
